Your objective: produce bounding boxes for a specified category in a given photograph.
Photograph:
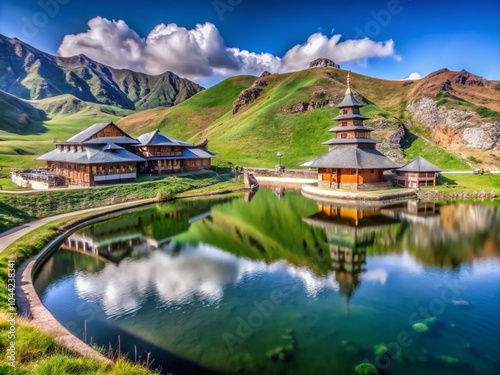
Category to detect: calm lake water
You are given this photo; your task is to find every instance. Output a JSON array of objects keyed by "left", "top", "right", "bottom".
[{"left": 34, "top": 190, "right": 500, "bottom": 375}]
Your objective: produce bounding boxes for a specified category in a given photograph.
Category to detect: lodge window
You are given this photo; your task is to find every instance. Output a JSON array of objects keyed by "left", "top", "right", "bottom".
[
  {"left": 351, "top": 169, "right": 356, "bottom": 175},
  {"left": 341, "top": 133, "right": 347, "bottom": 139},
  {"left": 342, "top": 109, "right": 348, "bottom": 114},
  {"left": 341, "top": 122, "right": 347, "bottom": 126},
  {"left": 370, "top": 169, "right": 374, "bottom": 174}
]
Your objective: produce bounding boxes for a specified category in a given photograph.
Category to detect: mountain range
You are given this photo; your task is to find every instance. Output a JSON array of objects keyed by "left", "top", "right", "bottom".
[
  {"left": 0, "top": 34, "right": 203, "bottom": 110},
  {"left": 0, "top": 35, "right": 499, "bottom": 170}
]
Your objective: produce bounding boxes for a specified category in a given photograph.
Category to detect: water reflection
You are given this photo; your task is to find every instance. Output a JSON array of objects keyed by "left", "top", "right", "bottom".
[
  {"left": 36, "top": 190, "right": 500, "bottom": 375},
  {"left": 54, "top": 191, "right": 500, "bottom": 318}
]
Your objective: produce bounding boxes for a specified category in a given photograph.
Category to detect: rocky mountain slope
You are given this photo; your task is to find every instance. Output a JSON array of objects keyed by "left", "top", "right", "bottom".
[
  {"left": 405, "top": 69, "right": 500, "bottom": 166},
  {"left": 0, "top": 34, "right": 203, "bottom": 110},
  {"left": 118, "top": 67, "right": 499, "bottom": 169}
]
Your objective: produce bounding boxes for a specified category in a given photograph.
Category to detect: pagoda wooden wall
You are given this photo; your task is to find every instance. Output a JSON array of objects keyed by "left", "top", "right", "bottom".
[{"left": 317, "top": 168, "right": 386, "bottom": 189}]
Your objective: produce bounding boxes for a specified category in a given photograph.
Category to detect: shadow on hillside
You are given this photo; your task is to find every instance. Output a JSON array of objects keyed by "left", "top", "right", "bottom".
[
  {"left": 403, "top": 132, "right": 418, "bottom": 148},
  {"left": 2, "top": 117, "right": 49, "bottom": 136}
]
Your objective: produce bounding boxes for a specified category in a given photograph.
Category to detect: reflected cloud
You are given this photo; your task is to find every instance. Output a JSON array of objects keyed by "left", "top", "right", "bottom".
[
  {"left": 287, "top": 267, "right": 339, "bottom": 296},
  {"left": 360, "top": 269, "right": 388, "bottom": 285},
  {"left": 74, "top": 243, "right": 340, "bottom": 317}
]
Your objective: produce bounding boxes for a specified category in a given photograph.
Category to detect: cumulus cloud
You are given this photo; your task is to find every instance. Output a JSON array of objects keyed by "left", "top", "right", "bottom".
[
  {"left": 281, "top": 33, "right": 400, "bottom": 71},
  {"left": 59, "top": 17, "right": 400, "bottom": 81},
  {"left": 404, "top": 72, "right": 422, "bottom": 80}
]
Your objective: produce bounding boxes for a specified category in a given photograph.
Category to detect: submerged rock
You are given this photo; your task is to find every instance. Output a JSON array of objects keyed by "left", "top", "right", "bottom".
[
  {"left": 373, "top": 344, "right": 388, "bottom": 356},
  {"left": 354, "top": 362, "right": 377, "bottom": 375},
  {"left": 437, "top": 355, "right": 458, "bottom": 364},
  {"left": 412, "top": 322, "right": 429, "bottom": 333}
]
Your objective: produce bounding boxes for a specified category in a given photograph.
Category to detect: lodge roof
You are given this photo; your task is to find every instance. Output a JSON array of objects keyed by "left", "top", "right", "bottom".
[
  {"left": 136, "top": 129, "right": 192, "bottom": 146},
  {"left": 36, "top": 144, "right": 145, "bottom": 164},
  {"left": 308, "top": 146, "right": 400, "bottom": 169},
  {"left": 144, "top": 147, "right": 215, "bottom": 160},
  {"left": 65, "top": 122, "right": 135, "bottom": 143},
  {"left": 83, "top": 137, "right": 140, "bottom": 145},
  {"left": 397, "top": 156, "right": 442, "bottom": 173}
]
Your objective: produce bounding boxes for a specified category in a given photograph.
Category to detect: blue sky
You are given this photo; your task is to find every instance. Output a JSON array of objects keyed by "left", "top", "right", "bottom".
[{"left": 1, "top": 0, "right": 499, "bottom": 86}]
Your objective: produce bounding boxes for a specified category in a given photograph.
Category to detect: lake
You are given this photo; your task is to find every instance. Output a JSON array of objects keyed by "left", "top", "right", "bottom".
[{"left": 34, "top": 189, "right": 500, "bottom": 375}]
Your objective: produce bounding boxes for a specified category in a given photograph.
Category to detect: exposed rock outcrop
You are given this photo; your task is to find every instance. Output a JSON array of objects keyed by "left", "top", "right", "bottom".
[
  {"left": 260, "top": 71, "right": 272, "bottom": 77},
  {"left": 440, "top": 80, "right": 453, "bottom": 92},
  {"left": 407, "top": 97, "right": 499, "bottom": 151},
  {"left": 283, "top": 100, "right": 336, "bottom": 113},
  {"left": 232, "top": 87, "right": 262, "bottom": 114},
  {"left": 375, "top": 121, "right": 407, "bottom": 161},
  {"left": 455, "top": 69, "right": 487, "bottom": 87},
  {"left": 309, "top": 58, "right": 340, "bottom": 69}
]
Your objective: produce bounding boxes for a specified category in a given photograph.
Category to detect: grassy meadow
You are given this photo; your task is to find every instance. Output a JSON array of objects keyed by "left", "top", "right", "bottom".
[{"left": 0, "top": 171, "right": 222, "bottom": 233}]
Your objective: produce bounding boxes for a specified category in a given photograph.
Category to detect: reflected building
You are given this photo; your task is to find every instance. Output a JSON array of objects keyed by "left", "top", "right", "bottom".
[
  {"left": 60, "top": 204, "right": 215, "bottom": 263},
  {"left": 304, "top": 202, "right": 401, "bottom": 312},
  {"left": 382, "top": 200, "right": 440, "bottom": 224}
]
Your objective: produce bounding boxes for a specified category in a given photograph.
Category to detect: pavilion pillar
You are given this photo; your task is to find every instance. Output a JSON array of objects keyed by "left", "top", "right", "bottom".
[{"left": 356, "top": 169, "right": 359, "bottom": 190}]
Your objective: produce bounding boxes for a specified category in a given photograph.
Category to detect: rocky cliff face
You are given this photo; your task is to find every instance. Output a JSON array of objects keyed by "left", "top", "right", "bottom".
[{"left": 407, "top": 97, "right": 499, "bottom": 151}]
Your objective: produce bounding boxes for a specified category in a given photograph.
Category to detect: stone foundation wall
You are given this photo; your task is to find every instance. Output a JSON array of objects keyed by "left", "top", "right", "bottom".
[
  {"left": 242, "top": 167, "right": 316, "bottom": 179},
  {"left": 318, "top": 181, "right": 393, "bottom": 191}
]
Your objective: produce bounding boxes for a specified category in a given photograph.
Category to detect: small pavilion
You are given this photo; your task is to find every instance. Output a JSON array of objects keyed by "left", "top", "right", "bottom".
[{"left": 396, "top": 156, "right": 442, "bottom": 188}]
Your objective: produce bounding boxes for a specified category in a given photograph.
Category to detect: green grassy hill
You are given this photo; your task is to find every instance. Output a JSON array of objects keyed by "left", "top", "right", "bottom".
[
  {"left": 0, "top": 96, "right": 133, "bottom": 169},
  {"left": 120, "top": 68, "right": 470, "bottom": 169},
  {"left": 117, "top": 75, "right": 257, "bottom": 139}
]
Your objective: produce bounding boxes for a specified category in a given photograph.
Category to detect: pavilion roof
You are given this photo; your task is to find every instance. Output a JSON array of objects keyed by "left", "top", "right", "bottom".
[{"left": 397, "top": 156, "right": 442, "bottom": 172}]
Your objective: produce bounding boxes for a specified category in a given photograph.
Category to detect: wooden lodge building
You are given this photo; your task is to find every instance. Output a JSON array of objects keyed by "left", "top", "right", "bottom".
[
  {"left": 36, "top": 122, "right": 214, "bottom": 186},
  {"left": 307, "top": 72, "right": 399, "bottom": 190}
]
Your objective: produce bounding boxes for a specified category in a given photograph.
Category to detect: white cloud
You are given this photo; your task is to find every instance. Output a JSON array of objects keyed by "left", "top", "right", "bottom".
[
  {"left": 59, "top": 17, "right": 401, "bottom": 81},
  {"left": 404, "top": 72, "right": 422, "bottom": 80},
  {"left": 281, "top": 33, "right": 401, "bottom": 71}
]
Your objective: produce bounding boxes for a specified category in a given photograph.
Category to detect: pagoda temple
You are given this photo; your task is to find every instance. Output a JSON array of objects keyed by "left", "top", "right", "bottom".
[{"left": 308, "top": 72, "right": 399, "bottom": 190}]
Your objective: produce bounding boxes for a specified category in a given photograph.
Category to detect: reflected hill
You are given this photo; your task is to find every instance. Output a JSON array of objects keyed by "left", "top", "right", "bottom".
[
  {"left": 398, "top": 203, "right": 500, "bottom": 268},
  {"left": 175, "top": 192, "right": 500, "bottom": 275},
  {"left": 173, "top": 189, "right": 332, "bottom": 275}
]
